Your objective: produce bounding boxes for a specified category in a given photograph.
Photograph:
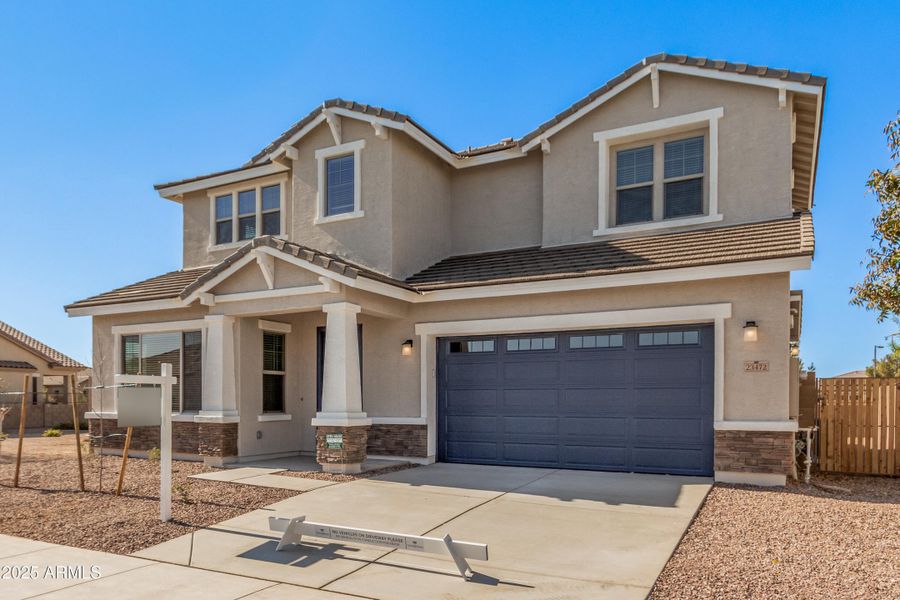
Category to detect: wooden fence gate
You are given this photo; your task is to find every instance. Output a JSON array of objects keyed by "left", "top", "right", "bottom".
[{"left": 818, "top": 378, "right": 900, "bottom": 475}]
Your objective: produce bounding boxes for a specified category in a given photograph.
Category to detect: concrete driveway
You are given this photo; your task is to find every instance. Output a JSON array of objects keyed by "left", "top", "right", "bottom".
[{"left": 136, "top": 463, "right": 711, "bottom": 599}]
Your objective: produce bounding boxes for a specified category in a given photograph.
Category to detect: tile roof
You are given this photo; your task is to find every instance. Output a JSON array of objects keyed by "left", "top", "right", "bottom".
[
  {"left": 0, "top": 321, "right": 86, "bottom": 369},
  {"left": 179, "top": 236, "right": 416, "bottom": 300},
  {"left": 0, "top": 360, "right": 37, "bottom": 370},
  {"left": 155, "top": 53, "right": 826, "bottom": 191},
  {"left": 65, "top": 266, "right": 216, "bottom": 309},
  {"left": 518, "top": 53, "right": 826, "bottom": 147},
  {"left": 405, "top": 213, "right": 814, "bottom": 290},
  {"left": 66, "top": 214, "right": 812, "bottom": 310}
]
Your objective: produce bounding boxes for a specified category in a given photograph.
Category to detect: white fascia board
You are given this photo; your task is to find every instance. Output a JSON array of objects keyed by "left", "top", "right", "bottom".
[
  {"left": 111, "top": 319, "right": 207, "bottom": 335},
  {"left": 456, "top": 147, "right": 528, "bottom": 168},
  {"left": 415, "top": 303, "right": 732, "bottom": 337},
  {"left": 157, "top": 162, "right": 290, "bottom": 200},
  {"left": 66, "top": 298, "right": 187, "bottom": 317},
  {"left": 521, "top": 66, "right": 653, "bottom": 151},
  {"left": 715, "top": 420, "right": 799, "bottom": 432},
  {"left": 655, "top": 63, "right": 824, "bottom": 96},
  {"left": 258, "top": 113, "right": 327, "bottom": 165},
  {"left": 416, "top": 256, "right": 812, "bottom": 303}
]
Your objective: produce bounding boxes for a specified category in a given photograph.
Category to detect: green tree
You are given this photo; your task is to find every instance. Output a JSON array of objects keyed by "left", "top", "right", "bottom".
[
  {"left": 867, "top": 340, "right": 900, "bottom": 377},
  {"left": 851, "top": 114, "right": 900, "bottom": 321}
]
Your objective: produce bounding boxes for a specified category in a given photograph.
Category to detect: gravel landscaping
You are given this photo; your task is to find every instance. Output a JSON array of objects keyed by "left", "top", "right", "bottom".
[
  {"left": 0, "top": 434, "right": 298, "bottom": 555},
  {"left": 651, "top": 474, "right": 900, "bottom": 599}
]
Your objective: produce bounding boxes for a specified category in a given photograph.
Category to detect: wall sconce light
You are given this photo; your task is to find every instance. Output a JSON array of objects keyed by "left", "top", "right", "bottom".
[
  {"left": 743, "top": 321, "right": 759, "bottom": 342},
  {"left": 790, "top": 344, "right": 800, "bottom": 357},
  {"left": 401, "top": 339, "right": 414, "bottom": 356}
]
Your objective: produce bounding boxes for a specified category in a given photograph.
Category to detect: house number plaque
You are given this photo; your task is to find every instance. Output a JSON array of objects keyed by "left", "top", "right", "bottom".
[
  {"left": 743, "top": 360, "right": 770, "bottom": 373},
  {"left": 325, "top": 433, "right": 344, "bottom": 449}
]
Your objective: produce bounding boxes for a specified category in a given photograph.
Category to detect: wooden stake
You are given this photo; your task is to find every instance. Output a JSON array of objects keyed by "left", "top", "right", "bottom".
[
  {"left": 13, "top": 374, "right": 29, "bottom": 487},
  {"left": 69, "top": 374, "right": 85, "bottom": 492},
  {"left": 116, "top": 427, "right": 133, "bottom": 496}
]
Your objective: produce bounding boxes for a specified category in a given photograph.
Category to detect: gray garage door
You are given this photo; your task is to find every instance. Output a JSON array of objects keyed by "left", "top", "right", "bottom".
[{"left": 437, "top": 325, "right": 714, "bottom": 476}]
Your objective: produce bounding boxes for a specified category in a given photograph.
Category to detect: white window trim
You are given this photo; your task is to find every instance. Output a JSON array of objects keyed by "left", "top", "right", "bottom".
[
  {"left": 113, "top": 320, "right": 207, "bottom": 416},
  {"left": 261, "top": 330, "right": 287, "bottom": 414},
  {"left": 593, "top": 107, "right": 724, "bottom": 237},
  {"left": 315, "top": 139, "right": 365, "bottom": 225},
  {"left": 207, "top": 174, "right": 288, "bottom": 251}
]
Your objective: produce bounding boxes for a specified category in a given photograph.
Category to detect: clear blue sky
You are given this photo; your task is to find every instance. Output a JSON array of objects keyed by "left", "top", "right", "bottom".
[{"left": 1, "top": 1, "right": 898, "bottom": 375}]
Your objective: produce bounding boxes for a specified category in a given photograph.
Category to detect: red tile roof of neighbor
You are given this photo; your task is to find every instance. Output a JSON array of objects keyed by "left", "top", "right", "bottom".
[
  {"left": 154, "top": 53, "right": 826, "bottom": 190},
  {"left": 66, "top": 212, "right": 813, "bottom": 309},
  {"left": 0, "top": 320, "right": 86, "bottom": 369}
]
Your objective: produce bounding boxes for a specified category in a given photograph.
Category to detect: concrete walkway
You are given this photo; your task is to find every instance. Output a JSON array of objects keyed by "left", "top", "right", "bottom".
[{"left": 140, "top": 464, "right": 712, "bottom": 599}]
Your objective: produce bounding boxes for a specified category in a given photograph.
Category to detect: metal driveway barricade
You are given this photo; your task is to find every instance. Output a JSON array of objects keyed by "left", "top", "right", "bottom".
[
  {"left": 269, "top": 516, "right": 488, "bottom": 580},
  {"left": 115, "top": 363, "right": 176, "bottom": 521}
]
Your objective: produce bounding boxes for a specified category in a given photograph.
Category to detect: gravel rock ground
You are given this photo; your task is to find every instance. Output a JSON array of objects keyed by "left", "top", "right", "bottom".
[
  {"left": 650, "top": 474, "right": 900, "bottom": 599},
  {"left": 0, "top": 435, "right": 298, "bottom": 555}
]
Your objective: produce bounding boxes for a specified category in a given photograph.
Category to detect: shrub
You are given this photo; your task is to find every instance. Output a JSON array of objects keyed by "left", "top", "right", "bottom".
[
  {"left": 0, "top": 432, "right": 8, "bottom": 441},
  {"left": 42, "top": 428, "right": 62, "bottom": 437},
  {"left": 147, "top": 447, "right": 161, "bottom": 461}
]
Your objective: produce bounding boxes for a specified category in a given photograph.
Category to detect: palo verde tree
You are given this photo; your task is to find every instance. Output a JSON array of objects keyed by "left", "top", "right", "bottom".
[{"left": 851, "top": 113, "right": 900, "bottom": 320}]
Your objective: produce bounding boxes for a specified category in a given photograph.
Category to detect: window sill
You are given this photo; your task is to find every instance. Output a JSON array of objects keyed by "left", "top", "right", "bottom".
[
  {"left": 594, "top": 213, "right": 723, "bottom": 237},
  {"left": 258, "top": 413, "right": 292, "bottom": 422},
  {"left": 314, "top": 210, "right": 365, "bottom": 225}
]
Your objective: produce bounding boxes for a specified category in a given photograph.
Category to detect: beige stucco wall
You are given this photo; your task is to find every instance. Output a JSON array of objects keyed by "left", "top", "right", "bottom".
[
  {"left": 390, "top": 130, "right": 453, "bottom": 279},
  {"left": 541, "top": 72, "right": 793, "bottom": 246},
  {"left": 449, "top": 151, "right": 544, "bottom": 255},
  {"left": 0, "top": 337, "right": 80, "bottom": 396}
]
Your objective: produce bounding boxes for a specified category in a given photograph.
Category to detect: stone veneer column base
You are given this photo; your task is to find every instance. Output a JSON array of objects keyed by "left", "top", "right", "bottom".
[
  {"left": 87, "top": 418, "right": 238, "bottom": 462},
  {"left": 316, "top": 425, "right": 369, "bottom": 473},
  {"left": 366, "top": 424, "right": 427, "bottom": 458},
  {"left": 714, "top": 430, "right": 794, "bottom": 485}
]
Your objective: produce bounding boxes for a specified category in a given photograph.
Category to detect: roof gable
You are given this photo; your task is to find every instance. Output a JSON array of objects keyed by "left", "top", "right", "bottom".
[{"left": 0, "top": 320, "right": 86, "bottom": 369}]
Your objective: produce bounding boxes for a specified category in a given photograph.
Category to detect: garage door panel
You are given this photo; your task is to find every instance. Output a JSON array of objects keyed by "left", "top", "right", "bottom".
[
  {"left": 560, "top": 416, "right": 628, "bottom": 438},
  {"left": 444, "top": 389, "right": 498, "bottom": 414},
  {"left": 446, "top": 415, "right": 498, "bottom": 434},
  {"left": 562, "top": 445, "right": 629, "bottom": 469},
  {"left": 562, "top": 358, "right": 630, "bottom": 384},
  {"left": 502, "top": 443, "right": 559, "bottom": 464},
  {"left": 446, "top": 441, "right": 499, "bottom": 462},
  {"left": 634, "top": 356, "right": 705, "bottom": 382},
  {"left": 446, "top": 362, "right": 499, "bottom": 383},
  {"left": 631, "top": 447, "right": 706, "bottom": 473},
  {"left": 633, "top": 417, "right": 705, "bottom": 443},
  {"left": 439, "top": 326, "right": 713, "bottom": 476},
  {"left": 562, "top": 388, "right": 630, "bottom": 413},
  {"left": 502, "top": 389, "right": 559, "bottom": 412},
  {"left": 503, "top": 360, "right": 560, "bottom": 382}
]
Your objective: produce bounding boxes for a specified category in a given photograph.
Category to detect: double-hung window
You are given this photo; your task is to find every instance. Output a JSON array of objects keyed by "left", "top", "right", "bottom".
[
  {"left": 326, "top": 155, "right": 355, "bottom": 216},
  {"left": 315, "top": 139, "right": 365, "bottom": 224},
  {"left": 121, "top": 331, "right": 202, "bottom": 413},
  {"left": 615, "top": 145, "right": 654, "bottom": 225},
  {"left": 211, "top": 181, "right": 283, "bottom": 246},
  {"left": 663, "top": 136, "right": 704, "bottom": 219},
  {"left": 262, "top": 332, "right": 285, "bottom": 413}
]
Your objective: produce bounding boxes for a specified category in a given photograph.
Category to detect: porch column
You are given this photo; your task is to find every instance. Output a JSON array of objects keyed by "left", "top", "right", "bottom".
[
  {"left": 312, "top": 302, "right": 371, "bottom": 473},
  {"left": 199, "top": 315, "right": 239, "bottom": 465}
]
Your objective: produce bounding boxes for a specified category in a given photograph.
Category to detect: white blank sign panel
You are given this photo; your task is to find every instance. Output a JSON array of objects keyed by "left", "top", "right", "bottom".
[{"left": 117, "top": 387, "right": 162, "bottom": 427}]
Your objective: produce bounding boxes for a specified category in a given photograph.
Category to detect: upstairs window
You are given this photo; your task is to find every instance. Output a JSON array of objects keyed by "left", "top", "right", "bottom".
[
  {"left": 326, "top": 155, "right": 355, "bottom": 216},
  {"left": 315, "top": 139, "right": 365, "bottom": 224},
  {"left": 210, "top": 180, "right": 283, "bottom": 246},
  {"left": 663, "top": 136, "right": 704, "bottom": 219},
  {"left": 615, "top": 145, "right": 654, "bottom": 225}
]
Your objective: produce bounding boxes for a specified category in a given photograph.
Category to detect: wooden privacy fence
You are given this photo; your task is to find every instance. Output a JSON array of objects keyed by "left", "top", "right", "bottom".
[{"left": 818, "top": 378, "right": 900, "bottom": 475}]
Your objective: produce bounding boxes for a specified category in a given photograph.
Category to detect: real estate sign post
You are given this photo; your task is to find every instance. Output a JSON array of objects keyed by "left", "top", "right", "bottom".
[{"left": 115, "top": 363, "right": 175, "bottom": 522}]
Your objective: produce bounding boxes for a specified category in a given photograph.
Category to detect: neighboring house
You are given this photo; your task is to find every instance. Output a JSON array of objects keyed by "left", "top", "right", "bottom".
[
  {"left": 0, "top": 320, "right": 88, "bottom": 429},
  {"left": 832, "top": 370, "right": 869, "bottom": 378},
  {"left": 66, "top": 54, "right": 824, "bottom": 486}
]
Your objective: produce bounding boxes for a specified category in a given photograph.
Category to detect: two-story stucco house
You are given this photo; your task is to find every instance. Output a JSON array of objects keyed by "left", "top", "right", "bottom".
[{"left": 66, "top": 54, "right": 824, "bottom": 486}]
